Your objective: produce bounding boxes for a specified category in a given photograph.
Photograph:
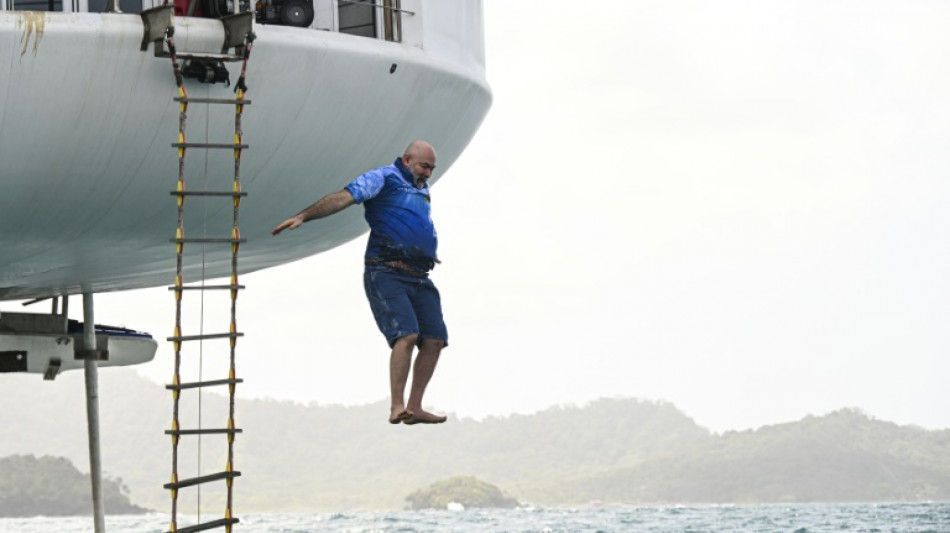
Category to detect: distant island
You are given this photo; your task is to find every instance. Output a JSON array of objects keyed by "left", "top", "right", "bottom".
[
  {"left": 0, "top": 369, "right": 948, "bottom": 514},
  {"left": 406, "top": 476, "right": 519, "bottom": 510},
  {"left": 0, "top": 455, "right": 147, "bottom": 517}
]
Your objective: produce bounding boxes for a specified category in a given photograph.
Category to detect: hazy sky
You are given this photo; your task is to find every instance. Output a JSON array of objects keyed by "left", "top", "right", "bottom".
[{"left": 8, "top": 1, "right": 950, "bottom": 433}]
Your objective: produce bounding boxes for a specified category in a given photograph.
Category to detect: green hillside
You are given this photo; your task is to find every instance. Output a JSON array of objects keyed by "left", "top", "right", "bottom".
[
  {"left": 0, "top": 369, "right": 947, "bottom": 514},
  {"left": 0, "top": 455, "right": 146, "bottom": 517},
  {"left": 562, "top": 409, "right": 950, "bottom": 503}
]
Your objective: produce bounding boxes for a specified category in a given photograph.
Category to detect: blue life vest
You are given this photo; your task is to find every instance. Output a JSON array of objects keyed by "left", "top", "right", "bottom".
[{"left": 344, "top": 157, "right": 438, "bottom": 271}]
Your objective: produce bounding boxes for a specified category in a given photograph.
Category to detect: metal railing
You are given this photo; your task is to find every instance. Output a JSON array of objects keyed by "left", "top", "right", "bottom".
[
  {"left": 0, "top": 0, "right": 413, "bottom": 43},
  {"left": 337, "top": 0, "right": 410, "bottom": 42}
]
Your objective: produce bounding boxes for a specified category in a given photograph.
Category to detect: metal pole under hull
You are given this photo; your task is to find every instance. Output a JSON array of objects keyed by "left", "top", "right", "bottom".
[{"left": 83, "top": 293, "right": 105, "bottom": 532}]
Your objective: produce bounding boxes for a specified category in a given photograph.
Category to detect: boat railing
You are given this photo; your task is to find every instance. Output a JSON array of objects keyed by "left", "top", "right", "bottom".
[
  {"left": 0, "top": 0, "right": 413, "bottom": 43},
  {"left": 338, "top": 0, "right": 409, "bottom": 42}
]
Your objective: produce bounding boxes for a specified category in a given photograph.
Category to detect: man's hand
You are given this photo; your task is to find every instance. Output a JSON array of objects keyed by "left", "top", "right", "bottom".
[{"left": 272, "top": 214, "right": 304, "bottom": 235}]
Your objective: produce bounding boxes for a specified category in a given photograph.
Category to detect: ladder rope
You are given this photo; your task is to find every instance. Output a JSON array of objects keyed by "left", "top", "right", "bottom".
[
  {"left": 167, "top": 28, "right": 185, "bottom": 533},
  {"left": 164, "top": 25, "right": 253, "bottom": 533},
  {"left": 226, "top": 34, "right": 254, "bottom": 532},
  {"left": 197, "top": 56, "right": 213, "bottom": 525}
]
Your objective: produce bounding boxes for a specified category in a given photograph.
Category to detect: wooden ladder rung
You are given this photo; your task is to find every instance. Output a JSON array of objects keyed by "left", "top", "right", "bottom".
[
  {"left": 170, "top": 190, "right": 249, "bottom": 198},
  {"left": 170, "top": 238, "right": 247, "bottom": 244},
  {"left": 165, "top": 428, "right": 243, "bottom": 437},
  {"left": 174, "top": 96, "right": 252, "bottom": 105},
  {"left": 167, "top": 518, "right": 240, "bottom": 533},
  {"left": 168, "top": 284, "right": 245, "bottom": 292},
  {"left": 166, "top": 378, "right": 244, "bottom": 391},
  {"left": 171, "top": 142, "right": 249, "bottom": 150},
  {"left": 167, "top": 332, "right": 244, "bottom": 342},
  {"left": 164, "top": 471, "right": 241, "bottom": 490}
]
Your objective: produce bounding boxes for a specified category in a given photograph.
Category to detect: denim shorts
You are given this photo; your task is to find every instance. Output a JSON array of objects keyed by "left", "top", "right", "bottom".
[{"left": 363, "top": 266, "right": 448, "bottom": 348}]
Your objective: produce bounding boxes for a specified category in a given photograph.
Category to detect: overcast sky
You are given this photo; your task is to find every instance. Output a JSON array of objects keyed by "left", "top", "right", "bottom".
[{"left": 9, "top": 1, "right": 950, "bottom": 433}]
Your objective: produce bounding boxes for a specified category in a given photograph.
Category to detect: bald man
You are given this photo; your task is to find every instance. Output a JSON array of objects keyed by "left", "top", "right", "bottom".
[{"left": 272, "top": 141, "right": 448, "bottom": 425}]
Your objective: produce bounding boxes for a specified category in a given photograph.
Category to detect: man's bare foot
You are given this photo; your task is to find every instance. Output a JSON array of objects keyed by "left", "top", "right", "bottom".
[
  {"left": 389, "top": 407, "right": 411, "bottom": 424},
  {"left": 404, "top": 409, "right": 447, "bottom": 425}
]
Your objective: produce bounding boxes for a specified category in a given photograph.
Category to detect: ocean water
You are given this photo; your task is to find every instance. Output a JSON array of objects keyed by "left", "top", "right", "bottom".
[{"left": 0, "top": 502, "right": 947, "bottom": 533}]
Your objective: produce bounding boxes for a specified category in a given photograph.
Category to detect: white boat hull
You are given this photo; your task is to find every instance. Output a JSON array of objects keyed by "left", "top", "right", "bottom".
[
  {"left": 0, "top": 317, "right": 157, "bottom": 375},
  {"left": 0, "top": 6, "right": 491, "bottom": 299}
]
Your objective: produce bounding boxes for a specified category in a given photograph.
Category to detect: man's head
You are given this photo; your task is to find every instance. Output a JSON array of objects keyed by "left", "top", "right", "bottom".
[{"left": 402, "top": 140, "right": 437, "bottom": 188}]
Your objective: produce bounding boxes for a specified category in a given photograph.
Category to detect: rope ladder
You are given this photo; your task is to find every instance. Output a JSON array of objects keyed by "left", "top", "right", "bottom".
[{"left": 162, "top": 24, "right": 255, "bottom": 533}]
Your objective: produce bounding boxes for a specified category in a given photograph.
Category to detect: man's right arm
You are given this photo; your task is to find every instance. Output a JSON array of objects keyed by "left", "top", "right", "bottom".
[{"left": 271, "top": 189, "right": 355, "bottom": 235}]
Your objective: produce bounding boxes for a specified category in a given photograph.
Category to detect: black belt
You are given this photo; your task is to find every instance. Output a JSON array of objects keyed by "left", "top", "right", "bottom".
[{"left": 368, "top": 260, "right": 429, "bottom": 278}]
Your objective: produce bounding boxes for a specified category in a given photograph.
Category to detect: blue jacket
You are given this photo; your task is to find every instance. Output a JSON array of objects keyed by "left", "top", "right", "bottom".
[{"left": 344, "top": 157, "right": 438, "bottom": 271}]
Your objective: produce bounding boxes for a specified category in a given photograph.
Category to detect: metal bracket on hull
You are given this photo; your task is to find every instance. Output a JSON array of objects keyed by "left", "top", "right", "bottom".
[
  {"left": 43, "top": 358, "right": 61, "bottom": 381},
  {"left": 140, "top": 4, "right": 174, "bottom": 52},
  {"left": 140, "top": 5, "right": 254, "bottom": 62},
  {"left": 220, "top": 12, "right": 255, "bottom": 57}
]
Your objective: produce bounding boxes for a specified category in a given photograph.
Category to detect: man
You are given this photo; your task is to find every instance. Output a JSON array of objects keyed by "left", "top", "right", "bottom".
[{"left": 272, "top": 140, "right": 448, "bottom": 425}]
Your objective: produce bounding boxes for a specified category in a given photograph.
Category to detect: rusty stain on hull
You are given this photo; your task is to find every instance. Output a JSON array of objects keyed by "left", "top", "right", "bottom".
[{"left": 16, "top": 12, "right": 45, "bottom": 58}]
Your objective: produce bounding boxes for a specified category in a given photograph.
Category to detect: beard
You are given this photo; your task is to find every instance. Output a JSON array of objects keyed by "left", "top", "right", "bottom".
[{"left": 411, "top": 170, "right": 427, "bottom": 187}]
